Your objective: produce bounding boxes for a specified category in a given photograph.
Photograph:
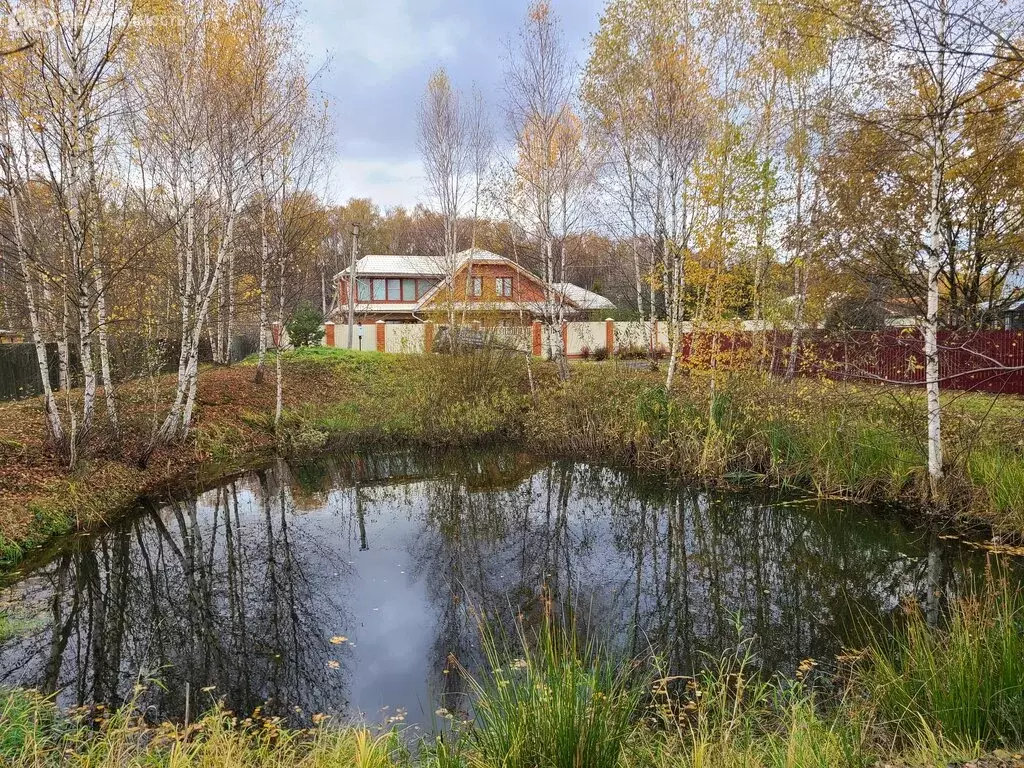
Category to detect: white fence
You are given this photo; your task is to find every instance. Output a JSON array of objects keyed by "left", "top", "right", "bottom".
[
  {"left": 327, "top": 323, "right": 381, "bottom": 352},
  {"left": 385, "top": 324, "right": 426, "bottom": 354},
  {"left": 321, "top": 319, "right": 777, "bottom": 357}
]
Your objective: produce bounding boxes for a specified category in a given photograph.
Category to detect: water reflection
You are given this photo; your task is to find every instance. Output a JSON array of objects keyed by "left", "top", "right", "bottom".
[{"left": 0, "top": 451, "right": 987, "bottom": 727}]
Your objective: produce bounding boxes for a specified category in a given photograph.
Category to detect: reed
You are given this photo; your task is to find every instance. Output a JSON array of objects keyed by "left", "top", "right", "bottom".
[
  {"left": 461, "top": 609, "right": 646, "bottom": 768},
  {"left": 857, "top": 571, "right": 1024, "bottom": 748}
]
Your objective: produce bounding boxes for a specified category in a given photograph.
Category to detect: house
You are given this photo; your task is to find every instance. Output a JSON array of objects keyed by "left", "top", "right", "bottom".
[
  {"left": 331, "top": 248, "right": 614, "bottom": 325},
  {"left": 549, "top": 282, "right": 616, "bottom": 312},
  {"left": 1005, "top": 299, "right": 1024, "bottom": 330},
  {"left": 1003, "top": 269, "right": 1024, "bottom": 330}
]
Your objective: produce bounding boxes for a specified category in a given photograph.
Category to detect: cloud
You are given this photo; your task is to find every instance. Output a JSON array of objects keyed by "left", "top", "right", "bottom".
[
  {"left": 301, "top": 0, "right": 469, "bottom": 79},
  {"left": 303, "top": 0, "right": 608, "bottom": 207},
  {"left": 329, "top": 156, "right": 425, "bottom": 210}
]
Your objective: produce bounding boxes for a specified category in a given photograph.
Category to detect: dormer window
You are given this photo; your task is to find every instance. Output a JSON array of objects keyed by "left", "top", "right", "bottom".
[
  {"left": 472, "top": 277, "right": 483, "bottom": 297},
  {"left": 496, "top": 277, "right": 513, "bottom": 297}
]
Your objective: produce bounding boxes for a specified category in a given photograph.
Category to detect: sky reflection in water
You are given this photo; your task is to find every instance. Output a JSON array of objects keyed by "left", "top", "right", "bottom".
[{"left": 0, "top": 450, "right": 993, "bottom": 728}]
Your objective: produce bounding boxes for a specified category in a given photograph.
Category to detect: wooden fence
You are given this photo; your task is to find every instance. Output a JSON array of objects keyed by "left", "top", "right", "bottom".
[{"left": 0, "top": 333, "right": 262, "bottom": 402}]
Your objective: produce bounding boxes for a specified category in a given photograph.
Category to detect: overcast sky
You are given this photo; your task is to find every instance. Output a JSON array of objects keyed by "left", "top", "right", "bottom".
[{"left": 300, "top": 0, "right": 605, "bottom": 210}]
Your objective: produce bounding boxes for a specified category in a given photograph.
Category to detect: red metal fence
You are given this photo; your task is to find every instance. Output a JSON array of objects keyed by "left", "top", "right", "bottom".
[{"left": 747, "top": 330, "right": 1024, "bottom": 395}]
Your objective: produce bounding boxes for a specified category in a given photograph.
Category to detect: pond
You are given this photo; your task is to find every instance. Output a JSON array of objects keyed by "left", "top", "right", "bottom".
[{"left": 0, "top": 449, "right": 1001, "bottom": 730}]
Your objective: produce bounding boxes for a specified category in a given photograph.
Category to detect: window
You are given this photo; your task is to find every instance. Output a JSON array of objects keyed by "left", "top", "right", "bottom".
[
  {"left": 496, "top": 277, "right": 513, "bottom": 297},
  {"left": 387, "top": 279, "right": 401, "bottom": 301},
  {"left": 402, "top": 278, "right": 416, "bottom": 301},
  {"left": 368, "top": 277, "right": 438, "bottom": 301},
  {"left": 471, "top": 277, "right": 483, "bottom": 297}
]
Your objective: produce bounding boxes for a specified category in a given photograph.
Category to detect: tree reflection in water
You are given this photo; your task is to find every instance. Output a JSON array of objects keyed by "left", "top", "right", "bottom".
[{"left": 0, "top": 450, "right": 985, "bottom": 727}]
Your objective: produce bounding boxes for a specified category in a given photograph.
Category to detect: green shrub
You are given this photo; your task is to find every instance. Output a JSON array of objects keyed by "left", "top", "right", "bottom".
[{"left": 285, "top": 301, "right": 325, "bottom": 348}]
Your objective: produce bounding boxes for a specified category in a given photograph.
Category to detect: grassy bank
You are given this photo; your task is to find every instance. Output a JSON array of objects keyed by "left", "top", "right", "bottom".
[
  {"left": 1, "top": 347, "right": 1023, "bottom": 566},
  {"left": 272, "top": 348, "right": 1024, "bottom": 530},
  {"left": 3, "top": 576, "right": 1023, "bottom": 767}
]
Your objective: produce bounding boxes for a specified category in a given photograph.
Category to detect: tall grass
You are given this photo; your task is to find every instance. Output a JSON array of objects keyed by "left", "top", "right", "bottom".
[
  {"left": 462, "top": 610, "right": 645, "bottom": 768},
  {"left": 968, "top": 447, "right": 1024, "bottom": 529},
  {"left": 628, "top": 629, "right": 878, "bottom": 768},
  {"left": 5, "top": 578, "right": 1022, "bottom": 767},
  {"left": 858, "top": 571, "right": 1024, "bottom": 748},
  {"left": 0, "top": 688, "right": 59, "bottom": 763},
  {"left": 524, "top": 364, "right": 1024, "bottom": 532},
  {"left": 0, "top": 688, "right": 400, "bottom": 767}
]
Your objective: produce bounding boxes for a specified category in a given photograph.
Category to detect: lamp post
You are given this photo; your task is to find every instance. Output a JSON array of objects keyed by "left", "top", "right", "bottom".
[{"left": 346, "top": 223, "right": 359, "bottom": 348}]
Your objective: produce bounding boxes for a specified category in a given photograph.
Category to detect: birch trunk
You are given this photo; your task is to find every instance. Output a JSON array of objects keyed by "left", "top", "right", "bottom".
[
  {"left": 61, "top": 4, "right": 97, "bottom": 452},
  {"left": 923, "top": 4, "right": 948, "bottom": 503},
  {"left": 88, "top": 137, "right": 119, "bottom": 435},
  {"left": 226, "top": 246, "right": 235, "bottom": 364},
  {"left": 58, "top": 289, "right": 70, "bottom": 394},
  {"left": 162, "top": 195, "right": 197, "bottom": 436},
  {"left": 785, "top": 154, "right": 807, "bottom": 380},
  {"left": 924, "top": 144, "right": 944, "bottom": 499},
  {"left": 542, "top": 235, "right": 569, "bottom": 381},
  {"left": 786, "top": 265, "right": 807, "bottom": 379},
  {"left": 274, "top": 163, "right": 287, "bottom": 428},
  {"left": 179, "top": 213, "right": 238, "bottom": 438},
  {"left": 8, "top": 187, "right": 64, "bottom": 444},
  {"left": 665, "top": 241, "right": 684, "bottom": 391},
  {"left": 664, "top": 179, "right": 690, "bottom": 391},
  {"left": 254, "top": 194, "right": 270, "bottom": 383},
  {"left": 95, "top": 263, "right": 119, "bottom": 436},
  {"left": 623, "top": 151, "right": 644, "bottom": 324},
  {"left": 274, "top": 244, "right": 285, "bottom": 429},
  {"left": 73, "top": 252, "right": 97, "bottom": 443}
]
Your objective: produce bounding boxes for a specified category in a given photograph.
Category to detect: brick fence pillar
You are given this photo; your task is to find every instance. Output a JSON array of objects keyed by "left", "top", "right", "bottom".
[
  {"left": 605, "top": 318, "right": 614, "bottom": 355},
  {"left": 424, "top": 321, "right": 434, "bottom": 353},
  {"left": 324, "top": 321, "right": 335, "bottom": 348},
  {"left": 376, "top": 320, "right": 386, "bottom": 353},
  {"left": 271, "top": 322, "right": 281, "bottom": 348},
  {"left": 531, "top": 320, "right": 542, "bottom": 357}
]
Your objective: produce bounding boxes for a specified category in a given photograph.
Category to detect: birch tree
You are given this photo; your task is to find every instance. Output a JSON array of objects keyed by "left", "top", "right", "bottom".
[
  {"left": 767, "top": 5, "right": 847, "bottom": 379},
  {"left": 583, "top": 0, "right": 649, "bottom": 322},
  {"left": 135, "top": 0, "right": 255, "bottom": 441},
  {"left": 272, "top": 87, "right": 330, "bottom": 428},
  {"left": 584, "top": 0, "right": 710, "bottom": 385},
  {"left": 0, "top": 0, "right": 133, "bottom": 460},
  {"left": 468, "top": 87, "right": 493, "bottom": 252},
  {"left": 504, "top": 0, "right": 586, "bottom": 380},
  {"left": 837, "top": 0, "right": 1022, "bottom": 499},
  {"left": 245, "top": 0, "right": 302, "bottom": 383},
  {"left": 417, "top": 67, "right": 471, "bottom": 343}
]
